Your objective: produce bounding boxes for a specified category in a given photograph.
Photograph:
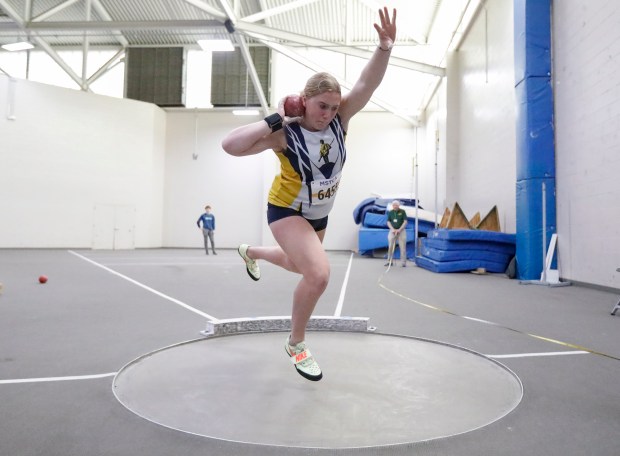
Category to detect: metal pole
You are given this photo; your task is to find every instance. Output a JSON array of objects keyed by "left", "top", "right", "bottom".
[
  {"left": 434, "top": 129, "right": 439, "bottom": 227},
  {"left": 414, "top": 127, "right": 419, "bottom": 257},
  {"left": 541, "top": 181, "right": 547, "bottom": 283}
]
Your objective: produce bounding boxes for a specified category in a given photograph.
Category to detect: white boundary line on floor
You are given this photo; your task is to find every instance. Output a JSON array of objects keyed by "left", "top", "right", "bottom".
[
  {"left": 488, "top": 350, "right": 589, "bottom": 359},
  {"left": 334, "top": 252, "right": 354, "bottom": 317},
  {"left": 0, "top": 373, "right": 117, "bottom": 384},
  {"left": 68, "top": 250, "right": 219, "bottom": 322}
]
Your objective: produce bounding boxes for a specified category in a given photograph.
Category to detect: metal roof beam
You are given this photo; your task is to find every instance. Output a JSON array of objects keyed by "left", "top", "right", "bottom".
[
  {"left": 23, "top": 0, "right": 33, "bottom": 20},
  {"left": 87, "top": 47, "right": 124, "bottom": 84},
  {"left": 214, "top": 0, "right": 268, "bottom": 114},
  {"left": 262, "top": 40, "right": 419, "bottom": 126},
  {"left": 240, "top": 23, "right": 445, "bottom": 77},
  {"left": 0, "top": 0, "right": 25, "bottom": 27},
  {"left": 92, "top": 0, "right": 129, "bottom": 48},
  {"left": 216, "top": 0, "right": 237, "bottom": 23},
  {"left": 242, "top": 0, "right": 319, "bottom": 24},
  {"left": 81, "top": 0, "right": 92, "bottom": 90},
  {"left": 181, "top": 0, "right": 227, "bottom": 21},
  {"left": 235, "top": 35, "right": 269, "bottom": 115},
  {"left": 0, "top": 0, "right": 87, "bottom": 89},
  {"left": 0, "top": 23, "right": 22, "bottom": 30},
  {"left": 31, "top": 36, "right": 86, "bottom": 89},
  {"left": 32, "top": 0, "right": 81, "bottom": 22},
  {"left": 23, "top": 20, "right": 223, "bottom": 31}
]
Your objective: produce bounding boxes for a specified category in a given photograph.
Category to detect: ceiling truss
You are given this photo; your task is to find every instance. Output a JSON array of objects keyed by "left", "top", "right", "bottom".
[{"left": 0, "top": 0, "right": 483, "bottom": 123}]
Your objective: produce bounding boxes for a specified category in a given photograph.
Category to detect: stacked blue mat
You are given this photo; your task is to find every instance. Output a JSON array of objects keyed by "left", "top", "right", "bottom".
[
  {"left": 415, "top": 229, "right": 516, "bottom": 273},
  {"left": 353, "top": 197, "right": 435, "bottom": 258}
]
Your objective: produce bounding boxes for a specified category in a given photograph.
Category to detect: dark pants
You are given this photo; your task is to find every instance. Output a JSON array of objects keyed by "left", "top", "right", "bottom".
[{"left": 202, "top": 228, "right": 215, "bottom": 253}]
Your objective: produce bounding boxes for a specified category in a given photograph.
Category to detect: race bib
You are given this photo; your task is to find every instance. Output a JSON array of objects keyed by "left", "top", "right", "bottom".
[{"left": 310, "top": 172, "right": 341, "bottom": 205}]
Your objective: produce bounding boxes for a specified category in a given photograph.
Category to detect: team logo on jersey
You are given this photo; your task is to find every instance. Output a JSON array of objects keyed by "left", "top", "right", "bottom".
[{"left": 317, "top": 138, "right": 335, "bottom": 178}]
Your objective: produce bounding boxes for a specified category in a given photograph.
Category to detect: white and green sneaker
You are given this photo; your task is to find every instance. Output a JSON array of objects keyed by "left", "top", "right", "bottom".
[
  {"left": 285, "top": 335, "right": 323, "bottom": 381},
  {"left": 238, "top": 244, "right": 260, "bottom": 281}
]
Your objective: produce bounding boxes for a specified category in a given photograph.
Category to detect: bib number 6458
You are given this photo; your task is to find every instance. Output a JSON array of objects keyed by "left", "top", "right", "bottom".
[{"left": 317, "top": 181, "right": 340, "bottom": 200}]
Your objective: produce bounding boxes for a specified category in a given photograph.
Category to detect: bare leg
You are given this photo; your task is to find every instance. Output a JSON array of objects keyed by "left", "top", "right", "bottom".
[
  {"left": 244, "top": 216, "right": 329, "bottom": 345},
  {"left": 244, "top": 245, "right": 300, "bottom": 273}
]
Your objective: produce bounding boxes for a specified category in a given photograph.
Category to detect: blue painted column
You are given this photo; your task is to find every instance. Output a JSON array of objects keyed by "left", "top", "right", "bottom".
[{"left": 514, "top": 0, "right": 556, "bottom": 280}]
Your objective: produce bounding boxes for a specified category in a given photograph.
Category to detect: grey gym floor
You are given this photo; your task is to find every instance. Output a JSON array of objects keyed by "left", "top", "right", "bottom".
[{"left": 1, "top": 248, "right": 618, "bottom": 456}]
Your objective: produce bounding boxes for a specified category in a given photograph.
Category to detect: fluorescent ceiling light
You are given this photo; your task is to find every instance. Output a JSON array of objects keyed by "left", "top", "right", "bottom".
[
  {"left": 197, "top": 39, "right": 234, "bottom": 52},
  {"left": 2, "top": 41, "right": 34, "bottom": 52},
  {"left": 232, "top": 109, "right": 260, "bottom": 116}
]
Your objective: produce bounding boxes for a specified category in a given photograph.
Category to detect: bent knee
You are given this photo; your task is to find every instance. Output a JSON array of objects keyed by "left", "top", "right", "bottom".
[
  {"left": 310, "top": 271, "right": 329, "bottom": 290},
  {"left": 305, "top": 268, "right": 330, "bottom": 291}
]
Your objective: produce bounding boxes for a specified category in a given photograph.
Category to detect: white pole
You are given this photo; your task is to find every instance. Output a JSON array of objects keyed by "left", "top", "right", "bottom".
[
  {"left": 434, "top": 129, "right": 439, "bottom": 227},
  {"left": 414, "top": 127, "right": 419, "bottom": 257},
  {"left": 541, "top": 181, "right": 547, "bottom": 283}
]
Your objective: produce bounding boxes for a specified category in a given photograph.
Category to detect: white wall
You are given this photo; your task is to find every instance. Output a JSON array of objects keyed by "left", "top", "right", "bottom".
[
  {"left": 0, "top": 63, "right": 427, "bottom": 253},
  {"left": 443, "top": 0, "right": 517, "bottom": 232},
  {"left": 0, "top": 75, "right": 166, "bottom": 248},
  {"left": 422, "top": 79, "right": 448, "bottom": 218},
  {"left": 552, "top": 0, "right": 620, "bottom": 288},
  {"left": 162, "top": 110, "right": 269, "bottom": 249}
]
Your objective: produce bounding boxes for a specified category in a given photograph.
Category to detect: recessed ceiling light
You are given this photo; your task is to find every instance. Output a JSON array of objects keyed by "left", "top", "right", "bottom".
[
  {"left": 232, "top": 109, "right": 260, "bottom": 116},
  {"left": 197, "top": 39, "right": 234, "bottom": 52},
  {"left": 2, "top": 41, "right": 34, "bottom": 52}
]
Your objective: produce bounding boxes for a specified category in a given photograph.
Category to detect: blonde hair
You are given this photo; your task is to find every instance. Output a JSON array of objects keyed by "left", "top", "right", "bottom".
[{"left": 303, "top": 72, "right": 341, "bottom": 98}]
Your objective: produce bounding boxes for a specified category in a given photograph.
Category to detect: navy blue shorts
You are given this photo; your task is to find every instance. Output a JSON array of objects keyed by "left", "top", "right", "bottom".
[{"left": 267, "top": 203, "right": 328, "bottom": 232}]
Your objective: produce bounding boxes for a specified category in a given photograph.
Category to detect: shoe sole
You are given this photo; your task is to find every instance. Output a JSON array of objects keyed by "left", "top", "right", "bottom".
[{"left": 246, "top": 268, "right": 260, "bottom": 281}]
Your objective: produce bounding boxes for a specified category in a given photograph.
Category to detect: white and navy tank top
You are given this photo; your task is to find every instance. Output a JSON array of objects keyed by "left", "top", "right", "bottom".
[{"left": 268, "top": 115, "right": 347, "bottom": 220}]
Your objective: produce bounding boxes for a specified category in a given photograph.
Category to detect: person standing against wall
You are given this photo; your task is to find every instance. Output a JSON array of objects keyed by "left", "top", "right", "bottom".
[
  {"left": 386, "top": 200, "right": 407, "bottom": 267},
  {"left": 197, "top": 205, "right": 217, "bottom": 255}
]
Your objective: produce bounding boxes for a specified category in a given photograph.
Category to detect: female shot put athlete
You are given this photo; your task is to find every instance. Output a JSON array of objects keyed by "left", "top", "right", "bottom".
[{"left": 222, "top": 7, "right": 397, "bottom": 381}]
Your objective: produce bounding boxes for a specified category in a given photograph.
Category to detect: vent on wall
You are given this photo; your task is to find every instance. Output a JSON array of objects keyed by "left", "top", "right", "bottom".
[
  {"left": 211, "top": 47, "right": 270, "bottom": 107},
  {"left": 124, "top": 48, "right": 185, "bottom": 107}
]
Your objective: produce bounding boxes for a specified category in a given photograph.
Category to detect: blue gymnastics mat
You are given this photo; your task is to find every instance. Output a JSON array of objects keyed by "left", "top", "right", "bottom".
[
  {"left": 422, "top": 238, "right": 515, "bottom": 255},
  {"left": 415, "top": 229, "right": 516, "bottom": 273},
  {"left": 426, "top": 229, "right": 516, "bottom": 245},
  {"left": 358, "top": 226, "right": 416, "bottom": 253},
  {"left": 415, "top": 255, "right": 509, "bottom": 274},
  {"left": 420, "top": 242, "right": 512, "bottom": 264}
]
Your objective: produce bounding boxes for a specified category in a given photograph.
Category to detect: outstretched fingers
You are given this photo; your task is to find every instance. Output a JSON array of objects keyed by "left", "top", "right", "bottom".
[{"left": 375, "top": 7, "right": 397, "bottom": 43}]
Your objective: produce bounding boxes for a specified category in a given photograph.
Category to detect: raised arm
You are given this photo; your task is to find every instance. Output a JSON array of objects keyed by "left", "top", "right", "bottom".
[{"left": 338, "top": 7, "right": 397, "bottom": 126}]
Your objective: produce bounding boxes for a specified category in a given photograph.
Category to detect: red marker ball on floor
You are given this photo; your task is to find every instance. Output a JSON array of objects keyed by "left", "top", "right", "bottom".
[{"left": 39, "top": 275, "right": 48, "bottom": 284}]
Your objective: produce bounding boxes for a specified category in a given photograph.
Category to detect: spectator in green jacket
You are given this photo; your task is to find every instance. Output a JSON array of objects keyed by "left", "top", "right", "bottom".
[{"left": 386, "top": 200, "right": 407, "bottom": 267}]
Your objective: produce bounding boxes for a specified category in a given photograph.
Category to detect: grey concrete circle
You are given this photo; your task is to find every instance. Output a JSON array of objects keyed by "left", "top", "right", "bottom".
[{"left": 113, "top": 332, "right": 522, "bottom": 449}]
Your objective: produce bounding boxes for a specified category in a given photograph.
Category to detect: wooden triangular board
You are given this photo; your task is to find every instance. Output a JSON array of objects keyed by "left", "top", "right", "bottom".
[
  {"left": 439, "top": 207, "right": 451, "bottom": 228},
  {"left": 446, "top": 202, "right": 472, "bottom": 229},
  {"left": 469, "top": 212, "right": 481, "bottom": 228},
  {"left": 476, "top": 205, "right": 501, "bottom": 231}
]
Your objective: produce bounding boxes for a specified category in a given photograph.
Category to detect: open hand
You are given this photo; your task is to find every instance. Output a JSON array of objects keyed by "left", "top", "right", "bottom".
[{"left": 374, "top": 7, "right": 397, "bottom": 49}]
